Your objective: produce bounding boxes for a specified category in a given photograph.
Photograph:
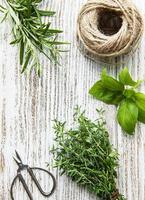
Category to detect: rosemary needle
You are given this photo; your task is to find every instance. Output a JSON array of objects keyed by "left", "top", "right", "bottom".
[{"left": 0, "top": 0, "right": 67, "bottom": 76}]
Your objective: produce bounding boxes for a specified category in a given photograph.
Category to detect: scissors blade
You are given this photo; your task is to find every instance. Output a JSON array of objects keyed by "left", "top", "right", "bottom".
[
  {"left": 13, "top": 157, "right": 21, "bottom": 166},
  {"left": 15, "top": 150, "right": 23, "bottom": 163},
  {"left": 13, "top": 150, "right": 23, "bottom": 166}
]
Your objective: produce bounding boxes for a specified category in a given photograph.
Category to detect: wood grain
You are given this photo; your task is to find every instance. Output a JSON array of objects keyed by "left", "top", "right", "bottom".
[{"left": 0, "top": 0, "right": 145, "bottom": 199}]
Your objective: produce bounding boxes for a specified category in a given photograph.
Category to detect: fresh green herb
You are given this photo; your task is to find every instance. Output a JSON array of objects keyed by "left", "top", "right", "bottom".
[
  {"left": 117, "top": 99, "right": 138, "bottom": 134},
  {"left": 51, "top": 107, "right": 126, "bottom": 200},
  {"left": 0, "top": 0, "right": 67, "bottom": 76},
  {"left": 89, "top": 67, "right": 145, "bottom": 135}
]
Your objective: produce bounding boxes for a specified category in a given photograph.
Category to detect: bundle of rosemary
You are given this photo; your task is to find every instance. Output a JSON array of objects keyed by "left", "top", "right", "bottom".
[
  {"left": 52, "top": 107, "right": 126, "bottom": 200},
  {"left": 0, "top": 0, "right": 67, "bottom": 76}
]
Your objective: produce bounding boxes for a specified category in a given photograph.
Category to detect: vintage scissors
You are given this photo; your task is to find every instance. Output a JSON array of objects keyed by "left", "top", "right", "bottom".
[{"left": 10, "top": 151, "right": 56, "bottom": 200}]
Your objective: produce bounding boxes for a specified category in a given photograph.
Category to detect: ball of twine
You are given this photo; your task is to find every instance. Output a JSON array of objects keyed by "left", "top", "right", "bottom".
[{"left": 77, "top": 0, "right": 144, "bottom": 58}]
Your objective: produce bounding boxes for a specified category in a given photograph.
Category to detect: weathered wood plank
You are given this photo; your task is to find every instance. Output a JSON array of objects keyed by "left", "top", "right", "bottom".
[{"left": 0, "top": 0, "right": 145, "bottom": 200}]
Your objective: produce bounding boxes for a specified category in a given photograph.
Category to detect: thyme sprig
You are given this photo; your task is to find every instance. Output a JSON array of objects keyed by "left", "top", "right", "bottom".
[
  {"left": 51, "top": 107, "right": 126, "bottom": 200},
  {"left": 0, "top": 0, "right": 67, "bottom": 76}
]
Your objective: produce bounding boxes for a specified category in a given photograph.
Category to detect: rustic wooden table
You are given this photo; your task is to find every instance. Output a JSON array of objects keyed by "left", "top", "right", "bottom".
[{"left": 0, "top": 0, "right": 145, "bottom": 200}]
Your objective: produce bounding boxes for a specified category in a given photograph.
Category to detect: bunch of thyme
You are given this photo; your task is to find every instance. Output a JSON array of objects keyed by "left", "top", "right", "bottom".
[
  {"left": 0, "top": 0, "right": 67, "bottom": 76},
  {"left": 52, "top": 107, "right": 126, "bottom": 200}
]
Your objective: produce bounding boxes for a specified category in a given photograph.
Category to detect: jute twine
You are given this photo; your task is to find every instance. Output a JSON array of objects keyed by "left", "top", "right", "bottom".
[
  {"left": 111, "top": 189, "right": 119, "bottom": 200},
  {"left": 77, "top": 0, "right": 144, "bottom": 59}
]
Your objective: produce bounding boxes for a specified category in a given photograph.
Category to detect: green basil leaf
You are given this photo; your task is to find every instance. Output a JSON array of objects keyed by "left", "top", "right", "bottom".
[
  {"left": 89, "top": 80, "right": 124, "bottom": 105},
  {"left": 117, "top": 99, "right": 138, "bottom": 134},
  {"left": 138, "top": 108, "right": 145, "bottom": 124},
  {"left": 135, "top": 92, "right": 145, "bottom": 112},
  {"left": 119, "top": 67, "right": 137, "bottom": 86},
  {"left": 101, "top": 69, "right": 124, "bottom": 91},
  {"left": 123, "top": 89, "right": 135, "bottom": 99}
]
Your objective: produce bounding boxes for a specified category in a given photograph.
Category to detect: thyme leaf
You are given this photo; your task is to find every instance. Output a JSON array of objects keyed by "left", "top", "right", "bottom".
[{"left": 51, "top": 106, "right": 126, "bottom": 200}]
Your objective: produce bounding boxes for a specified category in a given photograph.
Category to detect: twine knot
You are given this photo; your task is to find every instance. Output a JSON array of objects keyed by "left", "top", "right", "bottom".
[{"left": 111, "top": 189, "right": 120, "bottom": 200}]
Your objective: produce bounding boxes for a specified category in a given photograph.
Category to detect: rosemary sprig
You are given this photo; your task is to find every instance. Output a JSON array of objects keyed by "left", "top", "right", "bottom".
[
  {"left": 0, "top": 0, "right": 67, "bottom": 76},
  {"left": 51, "top": 107, "right": 126, "bottom": 200}
]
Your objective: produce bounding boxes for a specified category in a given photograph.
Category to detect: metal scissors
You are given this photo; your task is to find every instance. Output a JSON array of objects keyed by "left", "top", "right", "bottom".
[{"left": 10, "top": 151, "right": 56, "bottom": 200}]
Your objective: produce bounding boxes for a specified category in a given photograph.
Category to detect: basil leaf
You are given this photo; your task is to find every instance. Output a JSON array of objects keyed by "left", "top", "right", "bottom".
[
  {"left": 119, "top": 67, "right": 137, "bottom": 86},
  {"left": 138, "top": 108, "right": 145, "bottom": 124},
  {"left": 135, "top": 92, "right": 145, "bottom": 111},
  {"left": 135, "top": 93, "right": 145, "bottom": 123},
  {"left": 89, "top": 81, "right": 123, "bottom": 105},
  {"left": 117, "top": 99, "right": 138, "bottom": 134},
  {"left": 123, "top": 89, "right": 135, "bottom": 99},
  {"left": 101, "top": 69, "right": 124, "bottom": 91}
]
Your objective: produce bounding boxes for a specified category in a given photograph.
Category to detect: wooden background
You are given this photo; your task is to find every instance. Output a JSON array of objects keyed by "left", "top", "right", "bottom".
[{"left": 0, "top": 0, "right": 145, "bottom": 199}]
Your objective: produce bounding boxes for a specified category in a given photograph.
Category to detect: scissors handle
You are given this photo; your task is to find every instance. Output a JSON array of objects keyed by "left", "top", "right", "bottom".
[
  {"left": 28, "top": 167, "right": 56, "bottom": 197},
  {"left": 10, "top": 174, "right": 33, "bottom": 200},
  {"left": 10, "top": 167, "right": 56, "bottom": 200}
]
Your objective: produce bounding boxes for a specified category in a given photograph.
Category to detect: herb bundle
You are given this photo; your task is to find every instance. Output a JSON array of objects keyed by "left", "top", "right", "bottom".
[
  {"left": 0, "top": 0, "right": 67, "bottom": 76},
  {"left": 52, "top": 107, "right": 125, "bottom": 200},
  {"left": 89, "top": 68, "right": 145, "bottom": 135}
]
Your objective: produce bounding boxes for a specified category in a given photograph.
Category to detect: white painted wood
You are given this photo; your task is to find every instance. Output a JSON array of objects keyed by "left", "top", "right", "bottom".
[{"left": 0, "top": 0, "right": 145, "bottom": 199}]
